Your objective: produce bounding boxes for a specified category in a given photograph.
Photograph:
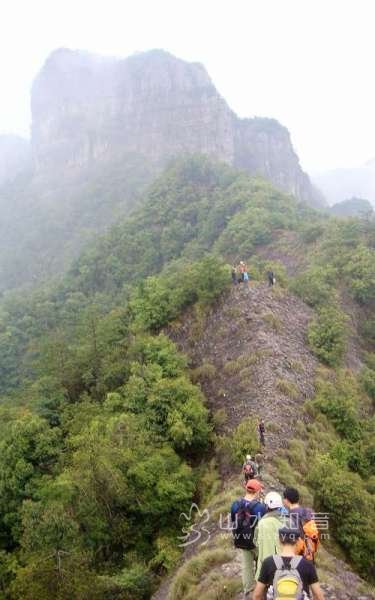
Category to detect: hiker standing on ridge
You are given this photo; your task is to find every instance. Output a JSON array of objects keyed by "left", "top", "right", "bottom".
[
  {"left": 258, "top": 419, "right": 266, "bottom": 446},
  {"left": 254, "top": 491, "right": 285, "bottom": 581},
  {"left": 243, "top": 267, "right": 250, "bottom": 289},
  {"left": 253, "top": 527, "right": 325, "bottom": 600},
  {"left": 267, "top": 270, "right": 275, "bottom": 287},
  {"left": 238, "top": 260, "right": 247, "bottom": 282},
  {"left": 283, "top": 487, "right": 320, "bottom": 562},
  {"left": 231, "top": 479, "right": 266, "bottom": 598}
]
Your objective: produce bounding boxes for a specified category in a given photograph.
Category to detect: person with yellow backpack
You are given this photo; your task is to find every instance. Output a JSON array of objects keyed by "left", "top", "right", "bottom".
[
  {"left": 282, "top": 488, "right": 320, "bottom": 562},
  {"left": 253, "top": 527, "right": 325, "bottom": 600}
]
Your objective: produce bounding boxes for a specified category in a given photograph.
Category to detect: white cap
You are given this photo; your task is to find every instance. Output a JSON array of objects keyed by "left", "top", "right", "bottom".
[
  {"left": 246, "top": 454, "right": 251, "bottom": 460},
  {"left": 264, "top": 491, "right": 283, "bottom": 509}
]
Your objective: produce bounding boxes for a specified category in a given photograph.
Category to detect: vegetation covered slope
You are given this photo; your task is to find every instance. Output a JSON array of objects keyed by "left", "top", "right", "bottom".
[
  {"left": 0, "top": 156, "right": 373, "bottom": 598},
  {"left": 0, "top": 154, "right": 154, "bottom": 291}
]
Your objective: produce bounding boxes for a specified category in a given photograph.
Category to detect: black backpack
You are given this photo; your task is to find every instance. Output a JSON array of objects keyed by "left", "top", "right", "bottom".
[
  {"left": 243, "top": 462, "right": 255, "bottom": 480},
  {"left": 232, "top": 499, "right": 259, "bottom": 550}
]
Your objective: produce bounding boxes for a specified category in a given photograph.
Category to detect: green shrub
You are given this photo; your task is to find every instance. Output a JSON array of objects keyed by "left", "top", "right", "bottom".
[
  {"left": 263, "top": 312, "right": 282, "bottom": 332},
  {"left": 130, "top": 256, "right": 229, "bottom": 332},
  {"left": 299, "top": 221, "right": 326, "bottom": 244},
  {"left": 277, "top": 378, "right": 299, "bottom": 399},
  {"left": 223, "top": 354, "right": 257, "bottom": 376},
  {"left": 218, "top": 418, "right": 260, "bottom": 464},
  {"left": 101, "top": 564, "right": 152, "bottom": 599},
  {"left": 290, "top": 266, "right": 336, "bottom": 308},
  {"left": 312, "top": 372, "right": 362, "bottom": 441},
  {"left": 190, "top": 362, "right": 217, "bottom": 384},
  {"left": 308, "top": 306, "right": 347, "bottom": 367},
  {"left": 309, "top": 456, "right": 375, "bottom": 576},
  {"left": 359, "top": 318, "right": 375, "bottom": 346},
  {"left": 343, "top": 244, "right": 375, "bottom": 304},
  {"left": 360, "top": 366, "right": 375, "bottom": 403},
  {"left": 285, "top": 439, "right": 307, "bottom": 473},
  {"left": 212, "top": 409, "right": 228, "bottom": 429}
]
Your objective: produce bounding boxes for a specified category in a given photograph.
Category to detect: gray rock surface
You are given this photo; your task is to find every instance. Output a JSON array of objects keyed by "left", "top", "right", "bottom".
[{"left": 31, "top": 48, "right": 324, "bottom": 207}]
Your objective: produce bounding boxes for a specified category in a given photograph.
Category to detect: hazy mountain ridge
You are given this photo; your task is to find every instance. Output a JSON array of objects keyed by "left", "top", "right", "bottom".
[
  {"left": 0, "top": 48, "right": 326, "bottom": 293},
  {"left": 31, "top": 48, "right": 322, "bottom": 206},
  {"left": 312, "top": 160, "right": 375, "bottom": 206}
]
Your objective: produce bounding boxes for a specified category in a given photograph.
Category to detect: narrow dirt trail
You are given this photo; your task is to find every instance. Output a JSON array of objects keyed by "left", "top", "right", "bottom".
[{"left": 153, "top": 283, "right": 374, "bottom": 600}]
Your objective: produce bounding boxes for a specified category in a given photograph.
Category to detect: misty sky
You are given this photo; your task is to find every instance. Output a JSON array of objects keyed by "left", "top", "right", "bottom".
[{"left": 1, "top": 0, "right": 375, "bottom": 172}]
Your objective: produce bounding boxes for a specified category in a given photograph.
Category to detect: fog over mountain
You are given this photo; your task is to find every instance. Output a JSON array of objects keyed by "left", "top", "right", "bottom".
[
  {"left": 0, "top": 48, "right": 325, "bottom": 292},
  {"left": 312, "top": 159, "right": 375, "bottom": 207}
]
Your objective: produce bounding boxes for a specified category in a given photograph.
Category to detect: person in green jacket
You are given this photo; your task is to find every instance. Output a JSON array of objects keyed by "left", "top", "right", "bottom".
[{"left": 254, "top": 491, "right": 285, "bottom": 580}]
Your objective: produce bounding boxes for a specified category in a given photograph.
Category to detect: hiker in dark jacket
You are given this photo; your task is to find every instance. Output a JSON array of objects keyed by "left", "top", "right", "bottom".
[
  {"left": 258, "top": 420, "right": 266, "bottom": 446},
  {"left": 253, "top": 528, "right": 325, "bottom": 600},
  {"left": 267, "top": 270, "right": 275, "bottom": 286},
  {"left": 283, "top": 487, "right": 312, "bottom": 529},
  {"left": 283, "top": 487, "right": 320, "bottom": 561},
  {"left": 231, "top": 479, "right": 266, "bottom": 597}
]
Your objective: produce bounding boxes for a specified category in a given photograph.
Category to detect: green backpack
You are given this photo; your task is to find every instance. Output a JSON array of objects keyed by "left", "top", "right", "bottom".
[{"left": 271, "top": 555, "right": 305, "bottom": 600}]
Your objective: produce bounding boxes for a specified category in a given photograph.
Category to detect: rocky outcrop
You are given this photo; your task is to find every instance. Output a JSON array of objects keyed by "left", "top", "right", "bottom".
[
  {"left": 31, "top": 48, "right": 324, "bottom": 207},
  {"left": 0, "top": 135, "right": 31, "bottom": 185}
]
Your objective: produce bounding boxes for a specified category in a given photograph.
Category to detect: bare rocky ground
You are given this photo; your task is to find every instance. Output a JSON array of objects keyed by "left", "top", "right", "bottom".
[
  {"left": 169, "top": 282, "right": 318, "bottom": 455},
  {"left": 154, "top": 283, "right": 374, "bottom": 600}
]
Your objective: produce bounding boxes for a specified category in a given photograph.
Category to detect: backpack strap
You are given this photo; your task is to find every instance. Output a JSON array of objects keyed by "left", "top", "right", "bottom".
[
  {"left": 290, "top": 556, "right": 303, "bottom": 569},
  {"left": 273, "top": 555, "right": 284, "bottom": 570}
]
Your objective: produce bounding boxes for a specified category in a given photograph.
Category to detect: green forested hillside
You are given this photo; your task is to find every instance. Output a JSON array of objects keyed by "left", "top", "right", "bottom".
[
  {"left": 0, "top": 155, "right": 153, "bottom": 291},
  {"left": 0, "top": 156, "right": 374, "bottom": 598}
]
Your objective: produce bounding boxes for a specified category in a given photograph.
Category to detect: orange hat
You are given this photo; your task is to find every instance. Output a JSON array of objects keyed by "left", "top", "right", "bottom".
[{"left": 246, "top": 479, "right": 263, "bottom": 492}]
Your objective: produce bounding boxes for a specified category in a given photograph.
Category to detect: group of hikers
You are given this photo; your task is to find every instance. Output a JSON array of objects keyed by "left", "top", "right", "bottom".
[
  {"left": 231, "top": 262, "right": 276, "bottom": 288},
  {"left": 230, "top": 452, "right": 323, "bottom": 599}
]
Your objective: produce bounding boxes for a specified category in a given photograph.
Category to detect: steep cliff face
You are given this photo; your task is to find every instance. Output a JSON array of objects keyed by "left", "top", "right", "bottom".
[
  {"left": 0, "top": 135, "right": 31, "bottom": 185},
  {"left": 31, "top": 48, "right": 323, "bottom": 206},
  {"left": 31, "top": 49, "right": 235, "bottom": 170},
  {"left": 234, "top": 117, "right": 319, "bottom": 205}
]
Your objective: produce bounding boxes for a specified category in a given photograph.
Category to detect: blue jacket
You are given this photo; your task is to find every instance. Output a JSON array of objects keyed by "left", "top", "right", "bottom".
[{"left": 231, "top": 497, "right": 267, "bottom": 524}]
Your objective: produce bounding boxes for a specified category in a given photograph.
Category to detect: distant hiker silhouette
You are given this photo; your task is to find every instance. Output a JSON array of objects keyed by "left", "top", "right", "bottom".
[
  {"left": 258, "top": 419, "right": 266, "bottom": 446},
  {"left": 267, "top": 270, "right": 275, "bottom": 286}
]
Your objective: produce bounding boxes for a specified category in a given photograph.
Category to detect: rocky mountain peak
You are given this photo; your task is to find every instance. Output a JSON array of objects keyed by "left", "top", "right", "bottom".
[{"left": 30, "top": 48, "right": 324, "bottom": 207}]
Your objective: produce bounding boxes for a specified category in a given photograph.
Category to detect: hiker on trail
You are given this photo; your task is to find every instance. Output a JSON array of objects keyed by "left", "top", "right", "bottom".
[
  {"left": 258, "top": 420, "right": 266, "bottom": 446},
  {"left": 238, "top": 261, "right": 248, "bottom": 281},
  {"left": 231, "top": 479, "right": 267, "bottom": 598},
  {"left": 283, "top": 487, "right": 320, "bottom": 562},
  {"left": 231, "top": 265, "right": 238, "bottom": 285},
  {"left": 242, "top": 454, "right": 258, "bottom": 481},
  {"left": 267, "top": 270, "right": 275, "bottom": 287},
  {"left": 253, "top": 527, "right": 325, "bottom": 600},
  {"left": 243, "top": 268, "right": 250, "bottom": 289},
  {"left": 254, "top": 491, "right": 285, "bottom": 581}
]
